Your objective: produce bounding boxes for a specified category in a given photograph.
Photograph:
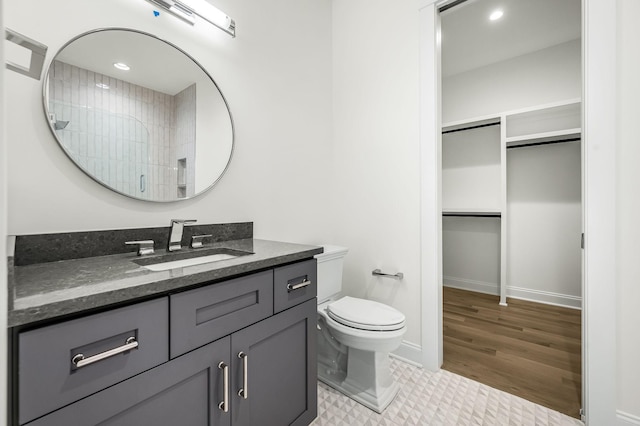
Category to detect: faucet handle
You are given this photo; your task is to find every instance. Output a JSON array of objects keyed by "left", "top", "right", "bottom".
[
  {"left": 191, "top": 234, "right": 213, "bottom": 249},
  {"left": 125, "top": 240, "right": 155, "bottom": 256}
]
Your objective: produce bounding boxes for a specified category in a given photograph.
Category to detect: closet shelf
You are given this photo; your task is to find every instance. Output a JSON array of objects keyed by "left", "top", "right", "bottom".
[
  {"left": 442, "top": 208, "right": 501, "bottom": 217},
  {"left": 505, "top": 128, "right": 581, "bottom": 148},
  {"left": 442, "top": 117, "right": 501, "bottom": 134}
]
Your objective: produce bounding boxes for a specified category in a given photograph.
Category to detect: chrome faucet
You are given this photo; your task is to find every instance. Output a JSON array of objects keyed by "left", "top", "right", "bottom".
[{"left": 168, "top": 219, "right": 197, "bottom": 252}]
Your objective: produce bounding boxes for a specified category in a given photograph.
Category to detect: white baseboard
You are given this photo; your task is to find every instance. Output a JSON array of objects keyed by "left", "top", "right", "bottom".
[
  {"left": 617, "top": 410, "right": 640, "bottom": 426},
  {"left": 443, "top": 276, "right": 582, "bottom": 309},
  {"left": 506, "top": 286, "right": 582, "bottom": 309},
  {"left": 443, "top": 277, "right": 498, "bottom": 295},
  {"left": 391, "top": 340, "right": 422, "bottom": 367}
]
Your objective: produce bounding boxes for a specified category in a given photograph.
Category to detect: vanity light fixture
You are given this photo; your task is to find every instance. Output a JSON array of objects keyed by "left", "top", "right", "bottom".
[
  {"left": 489, "top": 9, "right": 504, "bottom": 21},
  {"left": 113, "top": 62, "right": 131, "bottom": 71},
  {"left": 145, "top": 0, "right": 236, "bottom": 38}
]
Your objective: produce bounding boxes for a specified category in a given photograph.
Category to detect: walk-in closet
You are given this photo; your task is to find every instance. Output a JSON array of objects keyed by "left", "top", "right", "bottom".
[{"left": 439, "top": 0, "right": 582, "bottom": 419}]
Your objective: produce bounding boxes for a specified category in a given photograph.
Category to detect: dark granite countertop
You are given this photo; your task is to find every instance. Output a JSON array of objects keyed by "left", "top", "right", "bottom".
[{"left": 8, "top": 239, "right": 322, "bottom": 328}]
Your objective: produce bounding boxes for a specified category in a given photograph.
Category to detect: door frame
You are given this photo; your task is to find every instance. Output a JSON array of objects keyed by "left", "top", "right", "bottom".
[
  {"left": 417, "top": 0, "right": 617, "bottom": 424},
  {"left": 1, "top": 0, "right": 8, "bottom": 422}
]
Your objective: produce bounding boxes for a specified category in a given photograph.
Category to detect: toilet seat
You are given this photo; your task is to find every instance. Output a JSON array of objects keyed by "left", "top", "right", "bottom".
[{"left": 327, "top": 296, "right": 405, "bottom": 331}]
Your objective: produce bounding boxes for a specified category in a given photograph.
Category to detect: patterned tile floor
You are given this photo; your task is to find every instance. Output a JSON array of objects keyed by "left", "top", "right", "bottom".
[{"left": 312, "top": 358, "right": 584, "bottom": 426}]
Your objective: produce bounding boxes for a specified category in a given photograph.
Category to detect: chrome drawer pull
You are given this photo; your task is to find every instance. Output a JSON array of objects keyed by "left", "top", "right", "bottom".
[
  {"left": 287, "top": 280, "right": 311, "bottom": 292},
  {"left": 71, "top": 336, "right": 138, "bottom": 369},
  {"left": 238, "top": 351, "right": 248, "bottom": 399},
  {"left": 218, "top": 362, "right": 229, "bottom": 412}
]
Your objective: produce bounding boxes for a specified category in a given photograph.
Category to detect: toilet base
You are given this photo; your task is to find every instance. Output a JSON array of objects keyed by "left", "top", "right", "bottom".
[{"left": 318, "top": 348, "right": 400, "bottom": 413}]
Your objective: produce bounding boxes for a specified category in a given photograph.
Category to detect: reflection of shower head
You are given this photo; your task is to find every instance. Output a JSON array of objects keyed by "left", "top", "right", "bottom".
[{"left": 54, "top": 120, "right": 69, "bottom": 130}]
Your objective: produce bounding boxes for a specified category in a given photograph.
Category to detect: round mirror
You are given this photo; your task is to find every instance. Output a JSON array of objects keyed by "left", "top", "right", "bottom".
[{"left": 43, "top": 28, "right": 234, "bottom": 202}]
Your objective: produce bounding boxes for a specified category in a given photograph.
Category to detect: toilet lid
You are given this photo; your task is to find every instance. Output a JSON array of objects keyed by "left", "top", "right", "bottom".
[{"left": 327, "top": 297, "right": 406, "bottom": 331}]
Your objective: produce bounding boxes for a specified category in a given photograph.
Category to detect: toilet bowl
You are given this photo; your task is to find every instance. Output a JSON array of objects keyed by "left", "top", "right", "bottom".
[{"left": 315, "top": 246, "right": 406, "bottom": 413}]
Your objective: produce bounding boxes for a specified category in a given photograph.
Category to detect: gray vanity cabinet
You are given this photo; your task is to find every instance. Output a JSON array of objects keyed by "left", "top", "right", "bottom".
[
  {"left": 15, "top": 259, "right": 318, "bottom": 426},
  {"left": 26, "top": 300, "right": 317, "bottom": 426}
]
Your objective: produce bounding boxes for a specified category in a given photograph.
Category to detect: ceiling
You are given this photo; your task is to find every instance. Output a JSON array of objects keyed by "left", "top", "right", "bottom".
[
  {"left": 441, "top": 0, "right": 581, "bottom": 77},
  {"left": 56, "top": 30, "right": 205, "bottom": 95}
]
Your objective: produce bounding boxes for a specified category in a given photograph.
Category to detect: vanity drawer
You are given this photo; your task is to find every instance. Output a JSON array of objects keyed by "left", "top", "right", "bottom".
[
  {"left": 170, "top": 270, "right": 273, "bottom": 358},
  {"left": 18, "top": 297, "right": 169, "bottom": 425},
  {"left": 274, "top": 259, "right": 317, "bottom": 313}
]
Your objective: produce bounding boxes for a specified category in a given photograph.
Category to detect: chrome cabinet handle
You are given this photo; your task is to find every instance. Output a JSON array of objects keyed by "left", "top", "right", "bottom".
[
  {"left": 287, "top": 280, "right": 312, "bottom": 292},
  {"left": 71, "top": 336, "right": 138, "bottom": 369},
  {"left": 218, "top": 361, "right": 229, "bottom": 412},
  {"left": 238, "top": 351, "right": 248, "bottom": 399}
]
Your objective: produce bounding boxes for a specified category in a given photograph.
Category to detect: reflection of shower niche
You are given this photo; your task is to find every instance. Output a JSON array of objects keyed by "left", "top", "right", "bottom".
[
  {"left": 46, "top": 59, "right": 198, "bottom": 201},
  {"left": 177, "top": 158, "right": 187, "bottom": 199}
]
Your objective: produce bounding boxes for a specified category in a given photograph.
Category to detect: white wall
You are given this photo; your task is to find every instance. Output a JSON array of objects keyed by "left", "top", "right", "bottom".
[
  {"left": 443, "top": 39, "right": 581, "bottom": 123},
  {"left": 442, "top": 125, "right": 501, "bottom": 211},
  {"left": 507, "top": 142, "right": 582, "bottom": 307},
  {"left": 616, "top": 0, "right": 640, "bottom": 421},
  {"left": 4, "top": 0, "right": 333, "bottom": 245},
  {"left": 332, "top": 0, "right": 422, "bottom": 350},
  {"left": 443, "top": 216, "right": 500, "bottom": 293}
]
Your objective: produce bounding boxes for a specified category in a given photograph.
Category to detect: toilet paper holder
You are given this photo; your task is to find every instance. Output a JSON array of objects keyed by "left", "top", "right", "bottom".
[{"left": 372, "top": 269, "right": 404, "bottom": 280}]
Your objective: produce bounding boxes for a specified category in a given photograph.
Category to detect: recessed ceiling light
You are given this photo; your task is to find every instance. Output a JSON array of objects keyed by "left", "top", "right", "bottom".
[
  {"left": 489, "top": 10, "right": 504, "bottom": 21},
  {"left": 113, "top": 62, "right": 130, "bottom": 71},
  {"left": 96, "top": 83, "right": 110, "bottom": 89}
]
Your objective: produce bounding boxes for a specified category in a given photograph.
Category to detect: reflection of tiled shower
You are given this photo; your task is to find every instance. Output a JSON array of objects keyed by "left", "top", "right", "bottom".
[
  {"left": 49, "top": 100, "right": 151, "bottom": 197},
  {"left": 48, "top": 60, "right": 196, "bottom": 200}
]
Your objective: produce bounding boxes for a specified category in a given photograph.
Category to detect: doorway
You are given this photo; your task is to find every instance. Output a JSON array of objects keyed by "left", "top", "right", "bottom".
[
  {"left": 418, "top": 0, "right": 617, "bottom": 424},
  {"left": 438, "top": 0, "right": 582, "bottom": 418}
]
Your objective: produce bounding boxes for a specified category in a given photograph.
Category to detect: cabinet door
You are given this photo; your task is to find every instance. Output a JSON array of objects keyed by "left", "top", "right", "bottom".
[
  {"left": 231, "top": 299, "right": 317, "bottom": 426},
  {"left": 28, "top": 337, "right": 232, "bottom": 426}
]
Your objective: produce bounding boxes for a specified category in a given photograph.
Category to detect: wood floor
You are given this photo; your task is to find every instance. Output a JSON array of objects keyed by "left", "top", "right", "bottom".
[{"left": 442, "top": 287, "right": 582, "bottom": 419}]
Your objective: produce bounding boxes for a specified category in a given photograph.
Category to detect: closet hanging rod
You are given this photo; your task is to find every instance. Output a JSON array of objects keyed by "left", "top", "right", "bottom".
[
  {"left": 439, "top": 0, "right": 469, "bottom": 13},
  {"left": 506, "top": 137, "right": 581, "bottom": 150},
  {"left": 442, "top": 213, "right": 501, "bottom": 218},
  {"left": 442, "top": 121, "right": 500, "bottom": 134}
]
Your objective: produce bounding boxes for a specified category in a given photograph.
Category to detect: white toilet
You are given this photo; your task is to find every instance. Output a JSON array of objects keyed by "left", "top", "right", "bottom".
[{"left": 315, "top": 245, "right": 406, "bottom": 413}]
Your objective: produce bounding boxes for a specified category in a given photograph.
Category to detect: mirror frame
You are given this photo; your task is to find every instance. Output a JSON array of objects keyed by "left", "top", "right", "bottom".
[{"left": 42, "top": 27, "right": 235, "bottom": 203}]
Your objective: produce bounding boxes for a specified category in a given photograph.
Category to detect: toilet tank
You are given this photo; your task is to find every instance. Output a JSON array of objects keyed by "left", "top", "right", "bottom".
[{"left": 314, "top": 245, "right": 349, "bottom": 303}]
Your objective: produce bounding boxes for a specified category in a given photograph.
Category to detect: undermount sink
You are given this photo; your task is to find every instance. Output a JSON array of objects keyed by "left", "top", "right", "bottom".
[{"left": 133, "top": 248, "right": 253, "bottom": 272}]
